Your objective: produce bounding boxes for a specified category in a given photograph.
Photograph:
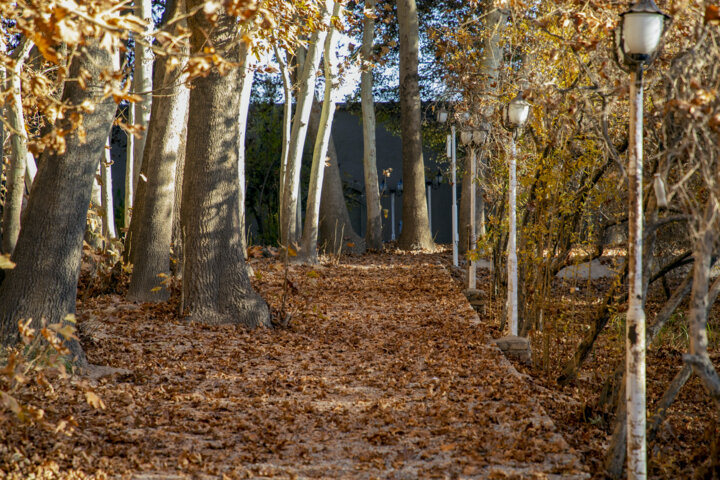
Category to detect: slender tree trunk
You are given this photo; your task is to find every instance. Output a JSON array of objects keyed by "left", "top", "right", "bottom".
[
  {"left": 0, "top": 44, "right": 117, "bottom": 365},
  {"left": 361, "top": 0, "right": 382, "bottom": 250},
  {"left": 275, "top": 45, "right": 292, "bottom": 226},
  {"left": 181, "top": 1, "right": 270, "bottom": 327},
  {"left": 281, "top": 26, "right": 328, "bottom": 248},
  {"left": 237, "top": 40, "right": 255, "bottom": 253},
  {"left": 686, "top": 201, "right": 720, "bottom": 410},
  {"left": 298, "top": 1, "right": 339, "bottom": 263},
  {"left": 127, "top": 0, "right": 189, "bottom": 302},
  {"left": 129, "top": 0, "right": 153, "bottom": 200},
  {"left": 100, "top": 139, "right": 117, "bottom": 240},
  {"left": 171, "top": 121, "right": 187, "bottom": 276},
  {"left": 2, "top": 38, "right": 33, "bottom": 254},
  {"left": 306, "top": 104, "right": 365, "bottom": 255},
  {"left": 397, "top": 0, "right": 433, "bottom": 250}
]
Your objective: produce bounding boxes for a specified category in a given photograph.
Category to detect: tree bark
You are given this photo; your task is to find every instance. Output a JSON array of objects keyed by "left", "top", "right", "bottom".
[
  {"left": 299, "top": 0, "right": 339, "bottom": 263},
  {"left": 100, "top": 138, "right": 117, "bottom": 240},
  {"left": 0, "top": 44, "right": 118, "bottom": 365},
  {"left": 281, "top": 25, "right": 327, "bottom": 247},
  {"left": 275, "top": 44, "right": 292, "bottom": 226},
  {"left": 361, "top": 0, "right": 382, "bottom": 251},
  {"left": 397, "top": 0, "right": 433, "bottom": 250},
  {"left": 237, "top": 40, "right": 255, "bottom": 254},
  {"left": 2, "top": 38, "right": 33, "bottom": 255},
  {"left": 127, "top": 0, "right": 189, "bottom": 302},
  {"left": 181, "top": 2, "right": 270, "bottom": 328},
  {"left": 317, "top": 141, "right": 366, "bottom": 255}
]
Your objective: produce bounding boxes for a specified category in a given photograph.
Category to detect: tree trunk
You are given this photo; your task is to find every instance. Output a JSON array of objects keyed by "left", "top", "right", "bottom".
[
  {"left": 0, "top": 44, "right": 118, "bottom": 365},
  {"left": 686, "top": 200, "right": 720, "bottom": 411},
  {"left": 2, "top": 38, "right": 33, "bottom": 255},
  {"left": 397, "top": 0, "right": 433, "bottom": 251},
  {"left": 127, "top": 0, "right": 189, "bottom": 302},
  {"left": 361, "top": 0, "right": 382, "bottom": 251},
  {"left": 181, "top": 2, "right": 270, "bottom": 328},
  {"left": 318, "top": 126, "right": 365, "bottom": 255},
  {"left": 127, "top": 0, "right": 188, "bottom": 300},
  {"left": 280, "top": 25, "right": 327, "bottom": 248},
  {"left": 237, "top": 40, "right": 255, "bottom": 254},
  {"left": 275, "top": 45, "right": 292, "bottom": 227},
  {"left": 128, "top": 0, "right": 153, "bottom": 206},
  {"left": 100, "top": 139, "right": 117, "bottom": 240},
  {"left": 299, "top": 0, "right": 339, "bottom": 263}
]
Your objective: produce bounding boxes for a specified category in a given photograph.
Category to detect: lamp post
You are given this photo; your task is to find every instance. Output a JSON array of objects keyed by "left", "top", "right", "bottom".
[
  {"left": 393, "top": 180, "right": 403, "bottom": 241},
  {"left": 504, "top": 92, "right": 530, "bottom": 337},
  {"left": 614, "top": 2, "right": 670, "bottom": 478},
  {"left": 438, "top": 107, "right": 459, "bottom": 266}
]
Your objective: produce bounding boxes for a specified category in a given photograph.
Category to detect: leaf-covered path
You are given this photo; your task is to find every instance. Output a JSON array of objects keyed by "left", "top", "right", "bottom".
[{"left": 4, "top": 253, "right": 587, "bottom": 479}]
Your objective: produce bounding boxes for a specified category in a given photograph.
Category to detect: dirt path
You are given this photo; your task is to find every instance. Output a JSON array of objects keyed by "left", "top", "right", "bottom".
[{"left": 2, "top": 253, "right": 587, "bottom": 479}]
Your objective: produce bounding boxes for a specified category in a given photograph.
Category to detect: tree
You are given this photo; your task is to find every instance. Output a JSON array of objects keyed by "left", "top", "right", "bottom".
[
  {"left": 361, "top": 0, "right": 383, "bottom": 250},
  {"left": 280, "top": 16, "right": 329, "bottom": 248},
  {"left": 0, "top": 44, "right": 119, "bottom": 364},
  {"left": 1, "top": 38, "right": 33, "bottom": 255},
  {"left": 127, "top": 0, "right": 189, "bottom": 302},
  {"left": 298, "top": 0, "right": 341, "bottom": 263},
  {"left": 180, "top": 1, "right": 270, "bottom": 328},
  {"left": 397, "top": 0, "right": 433, "bottom": 250},
  {"left": 125, "top": 0, "right": 153, "bottom": 229}
]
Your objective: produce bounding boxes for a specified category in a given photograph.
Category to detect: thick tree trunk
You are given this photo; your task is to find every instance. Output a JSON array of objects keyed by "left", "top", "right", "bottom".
[
  {"left": 0, "top": 45, "right": 117, "bottom": 365},
  {"left": 281, "top": 26, "right": 327, "bottom": 247},
  {"left": 2, "top": 38, "right": 33, "bottom": 255},
  {"left": 397, "top": 0, "right": 433, "bottom": 250},
  {"left": 127, "top": 0, "right": 189, "bottom": 302},
  {"left": 299, "top": 0, "right": 339, "bottom": 263},
  {"left": 181, "top": 2, "right": 270, "bottom": 328},
  {"left": 361, "top": 0, "right": 382, "bottom": 250}
]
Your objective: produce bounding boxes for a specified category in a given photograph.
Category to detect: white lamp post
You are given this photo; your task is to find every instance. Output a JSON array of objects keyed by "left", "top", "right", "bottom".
[
  {"left": 504, "top": 92, "right": 530, "bottom": 338},
  {"left": 614, "top": 2, "right": 670, "bottom": 478},
  {"left": 438, "top": 106, "right": 459, "bottom": 266}
]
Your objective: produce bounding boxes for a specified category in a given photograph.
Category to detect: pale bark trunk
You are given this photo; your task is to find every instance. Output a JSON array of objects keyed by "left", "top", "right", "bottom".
[
  {"left": 130, "top": 0, "right": 153, "bottom": 196},
  {"left": 182, "top": 2, "right": 270, "bottom": 327},
  {"left": 2, "top": 38, "right": 33, "bottom": 254},
  {"left": 237, "top": 41, "right": 255, "bottom": 253},
  {"left": 397, "top": 0, "right": 433, "bottom": 250},
  {"left": 626, "top": 68, "right": 646, "bottom": 480},
  {"left": 100, "top": 139, "right": 117, "bottom": 239},
  {"left": 0, "top": 44, "right": 118, "bottom": 365},
  {"left": 128, "top": 0, "right": 189, "bottom": 302},
  {"left": 299, "top": 1, "right": 339, "bottom": 263},
  {"left": 281, "top": 26, "right": 327, "bottom": 248},
  {"left": 275, "top": 45, "right": 292, "bottom": 224},
  {"left": 686, "top": 200, "right": 720, "bottom": 410},
  {"left": 361, "top": 0, "right": 382, "bottom": 250}
]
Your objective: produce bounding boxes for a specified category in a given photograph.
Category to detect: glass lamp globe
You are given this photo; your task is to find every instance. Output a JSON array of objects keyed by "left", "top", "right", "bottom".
[
  {"left": 396, "top": 180, "right": 403, "bottom": 195},
  {"left": 460, "top": 131, "right": 473, "bottom": 146},
  {"left": 437, "top": 108, "right": 448, "bottom": 124},
  {"left": 620, "top": 0, "right": 670, "bottom": 63},
  {"left": 507, "top": 93, "right": 530, "bottom": 128}
]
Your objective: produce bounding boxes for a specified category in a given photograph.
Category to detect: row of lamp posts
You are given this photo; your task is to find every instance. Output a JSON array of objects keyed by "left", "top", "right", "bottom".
[{"left": 435, "top": 1, "right": 669, "bottom": 477}]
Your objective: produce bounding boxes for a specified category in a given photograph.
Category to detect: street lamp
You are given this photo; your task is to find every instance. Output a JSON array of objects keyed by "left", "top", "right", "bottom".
[
  {"left": 614, "top": 2, "right": 670, "bottom": 479},
  {"left": 438, "top": 106, "right": 459, "bottom": 267},
  {"left": 503, "top": 92, "right": 530, "bottom": 338},
  {"left": 391, "top": 180, "right": 403, "bottom": 240}
]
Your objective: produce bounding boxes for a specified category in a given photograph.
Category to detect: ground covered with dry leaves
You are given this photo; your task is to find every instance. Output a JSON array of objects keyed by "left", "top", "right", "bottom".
[{"left": 1, "top": 251, "right": 589, "bottom": 479}]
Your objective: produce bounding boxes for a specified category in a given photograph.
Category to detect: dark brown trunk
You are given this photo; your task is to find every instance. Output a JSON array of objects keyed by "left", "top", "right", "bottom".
[
  {"left": 181, "top": 2, "right": 270, "bottom": 327},
  {"left": 397, "top": 0, "right": 433, "bottom": 250},
  {"left": 0, "top": 45, "right": 117, "bottom": 365}
]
